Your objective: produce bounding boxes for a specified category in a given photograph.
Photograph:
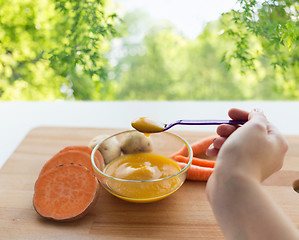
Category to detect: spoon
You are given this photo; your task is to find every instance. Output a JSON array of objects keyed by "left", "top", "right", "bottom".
[{"left": 131, "top": 117, "right": 247, "bottom": 133}]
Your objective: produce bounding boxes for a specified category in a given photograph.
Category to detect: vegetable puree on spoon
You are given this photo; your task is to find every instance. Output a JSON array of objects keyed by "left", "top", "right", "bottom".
[
  {"left": 132, "top": 117, "right": 247, "bottom": 134},
  {"left": 131, "top": 117, "right": 166, "bottom": 134}
]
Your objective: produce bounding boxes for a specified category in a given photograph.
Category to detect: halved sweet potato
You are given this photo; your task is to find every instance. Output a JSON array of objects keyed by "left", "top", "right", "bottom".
[
  {"left": 39, "top": 150, "right": 94, "bottom": 176},
  {"left": 33, "top": 163, "right": 99, "bottom": 222}
]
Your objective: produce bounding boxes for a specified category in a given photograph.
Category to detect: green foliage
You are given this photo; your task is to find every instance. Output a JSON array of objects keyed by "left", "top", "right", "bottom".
[
  {"left": 223, "top": 0, "right": 298, "bottom": 72},
  {"left": 107, "top": 17, "right": 244, "bottom": 100},
  {"left": 115, "top": 26, "right": 186, "bottom": 100},
  {"left": 107, "top": 8, "right": 299, "bottom": 100},
  {"left": 0, "top": 0, "right": 118, "bottom": 100},
  {"left": 1, "top": 0, "right": 298, "bottom": 100},
  {"left": 219, "top": 0, "right": 299, "bottom": 99}
]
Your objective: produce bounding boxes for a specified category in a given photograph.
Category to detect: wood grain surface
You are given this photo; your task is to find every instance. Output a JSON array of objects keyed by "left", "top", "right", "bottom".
[{"left": 0, "top": 127, "right": 298, "bottom": 240}]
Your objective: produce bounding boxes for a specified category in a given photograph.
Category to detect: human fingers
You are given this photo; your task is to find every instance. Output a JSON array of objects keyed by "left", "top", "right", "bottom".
[
  {"left": 231, "top": 109, "right": 269, "bottom": 144},
  {"left": 228, "top": 108, "right": 249, "bottom": 121},
  {"left": 207, "top": 108, "right": 248, "bottom": 156},
  {"left": 206, "top": 144, "right": 219, "bottom": 157},
  {"left": 215, "top": 108, "right": 248, "bottom": 137},
  {"left": 249, "top": 109, "right": 287, "bottom": 152},
  {"left": 206, "top": 137, "right": 225, "bottom": 157},
  {"left": 217, "top": 124, "right": 238, "bottom": 137},
  {"left": 247, "top": 112, "right": 288, "bottom": 179},
  {"left": 266, "top": 122, "right": 288, "bottom": 175},
  {"left": 213, "top": 137, "right": 226, "bottom": 149},
  {"left": 247, "top": 109, "right": 268, "bottom": 133},
  {"left": 267, "top": 122, "right": 288, "bottom": 153}
]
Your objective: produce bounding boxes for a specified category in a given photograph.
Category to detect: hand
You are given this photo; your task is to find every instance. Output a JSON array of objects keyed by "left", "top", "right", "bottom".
[
  {"left": 205, "top": 109, "right": 298, "bottom": 240},
  {"left": 206, "top": 108, "right": 288, "bottom": 181}
]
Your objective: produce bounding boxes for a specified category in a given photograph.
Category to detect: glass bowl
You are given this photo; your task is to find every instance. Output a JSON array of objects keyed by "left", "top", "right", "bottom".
[{"left": 91, "top": 130, "right": 192, "bottom": 203}]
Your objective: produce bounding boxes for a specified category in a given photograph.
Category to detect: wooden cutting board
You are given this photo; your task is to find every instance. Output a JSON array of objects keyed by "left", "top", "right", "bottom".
[{"left": 0, "top": 127, "right": 298, "bottom": 239}]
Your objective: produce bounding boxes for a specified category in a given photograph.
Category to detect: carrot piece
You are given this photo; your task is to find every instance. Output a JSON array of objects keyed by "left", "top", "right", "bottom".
[
  {"left": 39, "top": 150, "right": 94, "bottom": 176},
  {"left": 33, "top": 163, "right": 99, "bottom": 222},
  {"left": 177, "top": 162, "right": 213, "bottom": 181},
  {"left": 59, "top": 145, "right": 104, "bottom": 169},
  {"left": 173, "top": 155, "right": 215, "bottom": 168},
  {"left": 170, "top": 136, "right": 216, "bottom": 158},
  {"left": 170, "top": 145, "right": 188, "bottom": 158},
  {"left": 191, "top": 136, "right": 215, "bottom": 157}
]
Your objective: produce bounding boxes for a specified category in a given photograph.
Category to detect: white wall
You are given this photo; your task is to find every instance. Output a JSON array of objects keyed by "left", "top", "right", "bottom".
[{"left": 1, "top": 101, "right": 298, "bottom": 169}]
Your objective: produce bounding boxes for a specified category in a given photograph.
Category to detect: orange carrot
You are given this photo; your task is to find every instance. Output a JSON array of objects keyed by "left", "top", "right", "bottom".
[
  {"left": 173, "top": 155, "right": 215, "bottom": 168},
  {"left": 170, "top": 136, "right": 216, "bottom": 158},
  {"left": 177, "top": 162, "right": 213, "bottom": 181},
  {"left": 59, "top": 145, "right": 103, "bottom": 169},
  {"left": 39, "top": 150, "right": 94, "bottom": 176},
  {"left": 191, "top": 136, "right": 215, "bottom": 157},
  {"left": 33, "top": 163, "right": 99, "bottom": 222}
]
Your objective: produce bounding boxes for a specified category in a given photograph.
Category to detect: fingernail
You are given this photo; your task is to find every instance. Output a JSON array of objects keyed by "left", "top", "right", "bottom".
[
  {"left": 253, "top": 108, "right": 263, "bottom": 113},
  {"left": 208, "top": 143, "right": 214, "bottom": 150}
]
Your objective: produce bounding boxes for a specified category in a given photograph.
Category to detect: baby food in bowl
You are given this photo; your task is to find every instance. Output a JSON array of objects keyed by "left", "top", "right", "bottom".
[{"left": 91, "top": 130, "right": 192, "bottom": 203}]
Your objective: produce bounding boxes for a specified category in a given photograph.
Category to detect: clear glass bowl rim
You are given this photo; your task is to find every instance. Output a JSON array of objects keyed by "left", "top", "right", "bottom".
[{"left": 91, "top": 130, "right": 193, "bottom": 183}]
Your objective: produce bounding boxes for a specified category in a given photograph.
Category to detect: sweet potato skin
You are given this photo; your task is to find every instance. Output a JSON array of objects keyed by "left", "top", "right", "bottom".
[
  {"left": 39, "top": 150, "right": 94, "bottom": 176},
  {"left": 59, "top": 145, "right": 103, "bottom": 165}
]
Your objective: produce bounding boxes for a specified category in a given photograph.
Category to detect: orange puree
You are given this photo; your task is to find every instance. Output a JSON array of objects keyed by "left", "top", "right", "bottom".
[
  {"left": 104, "top": 153, "right": 182, "bottom": 202},
  {"left": 131, "top": 117, "right": 165, "bottom": 133}
]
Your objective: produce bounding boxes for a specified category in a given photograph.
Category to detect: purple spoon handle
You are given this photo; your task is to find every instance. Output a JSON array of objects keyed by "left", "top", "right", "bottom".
[{"left": 164, "top": 120, "right": 247, "bottom": 131}]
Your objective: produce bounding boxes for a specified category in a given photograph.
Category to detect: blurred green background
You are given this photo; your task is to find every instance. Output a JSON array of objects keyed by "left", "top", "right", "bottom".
[{"left": 0, "top": 0, "right": 298, "bottom": 100}]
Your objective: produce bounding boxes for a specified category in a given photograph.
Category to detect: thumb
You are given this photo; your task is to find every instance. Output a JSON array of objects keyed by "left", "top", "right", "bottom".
[
  {"left": 248, "top": 108, "right": 268, "bottom": 123},
  {"left": 248, "top": 109, "right": 287, "bottom": 152},
  {"left": 246, "top": 108, "right": 268, "bottom": 132}
]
